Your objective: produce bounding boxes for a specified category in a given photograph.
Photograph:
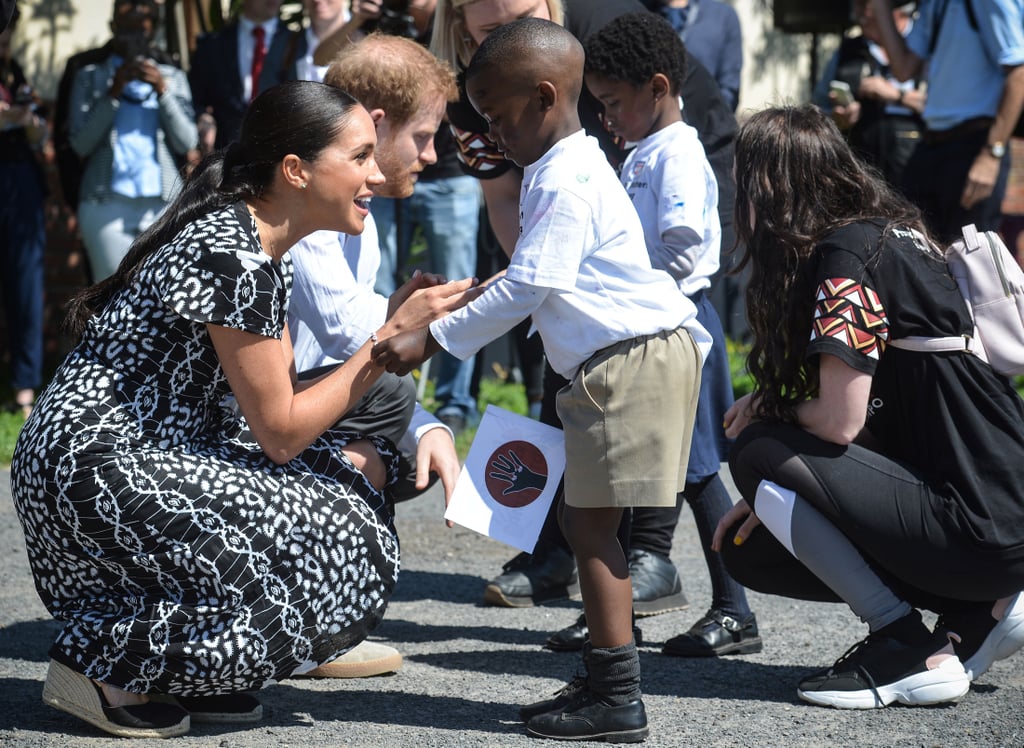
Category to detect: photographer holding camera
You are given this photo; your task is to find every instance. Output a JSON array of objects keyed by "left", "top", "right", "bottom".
[
  {"left": 62, "top": 0, "right": 196, "bottom": 282},
  {"left": 0, "top": 2, "right": 45, "bottom": 419}
]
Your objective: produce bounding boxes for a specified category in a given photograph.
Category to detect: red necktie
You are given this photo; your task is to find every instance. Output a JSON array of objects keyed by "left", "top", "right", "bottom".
[{"left": 251, "top": 25, "right": 266, "bottom": 101}]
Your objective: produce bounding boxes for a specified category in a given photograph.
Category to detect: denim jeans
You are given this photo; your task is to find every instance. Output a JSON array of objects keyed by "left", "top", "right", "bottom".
[
  {"left": 0, "top": 161, "right": 45, "bottom": 391},
  {"left": 373, "top": 176, "right": 482, "bottom": 419}
]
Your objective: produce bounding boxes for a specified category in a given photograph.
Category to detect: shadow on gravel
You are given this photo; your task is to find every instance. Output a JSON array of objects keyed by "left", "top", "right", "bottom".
[
  {"left": 380, "top": 617, "right": 548, "bottom": 647},
  {"left": 639, "top": 653, "right": 810, "bottom": 703},
  {"left": 390, "top": 569, "right": 583, "bottom": 611},
  {"left": 0, "top": 619, "right": 61, "bottom": 662},
  {"left": 391, "top": 569, "right": 488, "bottom": 604},
  {"left": 264, "top": 683, "right": 524, "bottom": 737},
  {"left": 0, "top": 677, "right": 53, "bottom": 732},
  {"left": 370, "top": 639, "right": 811, "bottom": 706}
]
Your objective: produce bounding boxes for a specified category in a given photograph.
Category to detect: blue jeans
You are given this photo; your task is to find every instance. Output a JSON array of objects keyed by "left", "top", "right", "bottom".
[
  {"left": 0, "top": 161, "right": 46, "bottom": 392},
  {"left": 373, "top": 176, "right": 482, "bottom": 419}
]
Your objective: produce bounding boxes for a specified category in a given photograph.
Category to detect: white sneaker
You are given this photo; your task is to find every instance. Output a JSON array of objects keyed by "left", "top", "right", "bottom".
[
  {"left": 298, "top": 641, "right": 403, "bottom": 679},
  {"left": 964, "top": 593, "right": 1024, "bottom": 680}
]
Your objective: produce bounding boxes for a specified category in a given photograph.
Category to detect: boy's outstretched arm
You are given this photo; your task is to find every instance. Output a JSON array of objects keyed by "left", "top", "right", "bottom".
[{"left": 372, "top": 328, "right": 441, "bottom": 377}]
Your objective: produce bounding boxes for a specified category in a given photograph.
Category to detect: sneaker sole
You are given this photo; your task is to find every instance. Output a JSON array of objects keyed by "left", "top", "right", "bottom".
[
  {"left": 633, "top": 591, "right": 689, "bottom": 618},
  {"left": 525, "top": 724, "right": 650, "bottom": 743},
  {"left": 797, "top": 657, "right": 970, "bottom": 709},
  {"left": 483, "top": 583, "right": 573, "bottom": 608},
  {"left": 297, "top": 651, "right": 403, "bottom": 678},
  {"left": 42, "top": 660, "right": 190, "bottom": 738},
  {"left": 964, "top": 593, "right": 1024, "bottom": 680}
]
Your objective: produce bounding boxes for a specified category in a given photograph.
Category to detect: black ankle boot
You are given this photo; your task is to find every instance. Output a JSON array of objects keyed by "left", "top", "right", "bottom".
[{"left": 525, "top": 643, "right": 648, "bottom": 742}]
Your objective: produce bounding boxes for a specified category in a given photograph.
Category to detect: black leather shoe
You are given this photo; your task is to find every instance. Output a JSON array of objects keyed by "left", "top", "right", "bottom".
[
  {"left": 151, "top": 693, "right": 263, "bottom": 724},
  {"left": 662, "top": 608, "right": 763, "bottom": 657},
  {"left": 525, "top": 686, "right": 649, "bottom": 742},
  {"left": 483, "top": 547, "right": 577, "bottom": 607},
  {"left": 545, "top": 613, "right": 644, "bottom": 652},
  {"left": 519, "top": 674, "right": 587, "bottom": 722},
  {"left": 628, "top": 548, "right": 688, "bottom": 617}
]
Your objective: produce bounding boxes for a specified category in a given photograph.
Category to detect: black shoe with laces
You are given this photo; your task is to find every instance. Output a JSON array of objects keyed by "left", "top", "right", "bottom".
[
  {"left": 797, "top": 622, "right": 969, "bottom": 709},
  {"left": 545, "top": 613, "right": 644, "bottom": 652},
  {"left": 628, "top": 549, "right": 688, "bottom": 617},
  {"left": 483, "top": 547, "right": 577, "bottom": 607},
  {"left": 525, "top": 683, "right": 649, "bottom": 742},
  {"left": 518, "top": 673, "right": 588, "bottom": 723},
  {"left": 662, "top": 608, "right": 762, "bottom": 657}
]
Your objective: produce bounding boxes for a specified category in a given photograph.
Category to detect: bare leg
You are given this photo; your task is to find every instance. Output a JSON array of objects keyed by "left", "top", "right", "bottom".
[
  {"left": 96, "top": 682, "right": 147, "bottom": 707},
  {"left": 342, "top": 439, "right": 386, "bottom": 490},
  {"left": 561, "top": 504, "right": 632, "bottom": 648}
]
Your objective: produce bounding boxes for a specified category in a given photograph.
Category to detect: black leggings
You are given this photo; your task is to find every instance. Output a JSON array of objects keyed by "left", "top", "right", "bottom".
[{"left": 722, "top": 421, "right": 1024, "bottom": 610}]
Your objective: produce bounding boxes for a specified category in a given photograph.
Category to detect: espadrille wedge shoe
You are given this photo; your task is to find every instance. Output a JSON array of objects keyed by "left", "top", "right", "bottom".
[{"left": 42, "top": 659, "right": 190, "bottom": 738}]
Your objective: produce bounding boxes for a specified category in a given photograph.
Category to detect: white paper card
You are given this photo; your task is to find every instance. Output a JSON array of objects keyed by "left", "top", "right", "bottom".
[{"left": 444, "top": 404, "right": 565, "bottom": 553}]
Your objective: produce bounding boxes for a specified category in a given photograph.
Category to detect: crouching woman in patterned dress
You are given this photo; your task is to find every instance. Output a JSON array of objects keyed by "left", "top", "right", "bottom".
[{"left": 10, "top": 80, "right": 480, "bottom": 739}]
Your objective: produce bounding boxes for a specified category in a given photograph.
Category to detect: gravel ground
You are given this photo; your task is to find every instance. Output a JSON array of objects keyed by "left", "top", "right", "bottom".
[{"left": 2, "top": 467, "right": 1023, "bottom": 747}]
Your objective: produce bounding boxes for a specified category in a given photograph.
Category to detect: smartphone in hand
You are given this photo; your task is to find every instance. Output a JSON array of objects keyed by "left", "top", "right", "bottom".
[{"left": 829, "top": 80, "right": 854, "bottom": 107}]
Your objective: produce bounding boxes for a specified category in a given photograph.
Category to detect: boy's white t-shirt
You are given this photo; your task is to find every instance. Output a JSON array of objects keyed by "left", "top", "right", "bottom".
[
  {"left": 430, "top": 130, "right": 710, "bottom": 379},
  {"left": 620, "top": 121, "right": 720, "bottom": 298}
]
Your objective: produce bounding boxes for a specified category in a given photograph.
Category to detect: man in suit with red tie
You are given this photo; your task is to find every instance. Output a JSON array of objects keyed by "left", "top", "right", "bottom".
[{"left": 189, "top": 0, "right": 298, "bottom": 152}]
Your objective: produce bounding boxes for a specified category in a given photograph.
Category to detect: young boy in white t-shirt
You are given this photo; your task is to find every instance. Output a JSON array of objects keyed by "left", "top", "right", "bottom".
[
  {"left": 371, "top": 17, "right": 709, "bottom": 744},
  {"left": 584, "top": 11, "right": 762, "bottom": 660}
]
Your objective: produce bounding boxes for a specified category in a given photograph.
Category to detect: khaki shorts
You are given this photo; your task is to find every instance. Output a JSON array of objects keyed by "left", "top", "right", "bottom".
[{"left": 556, "top": 327, "right": 702, "bottom": 509}]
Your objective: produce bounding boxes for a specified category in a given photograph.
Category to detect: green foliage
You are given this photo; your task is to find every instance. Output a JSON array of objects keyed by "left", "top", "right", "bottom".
[
  {"left": 0, "top": 410, "right": 24, "bottom": 467},
  {"left": 727, "top": 339, "right": 755, "bottom": 398}
]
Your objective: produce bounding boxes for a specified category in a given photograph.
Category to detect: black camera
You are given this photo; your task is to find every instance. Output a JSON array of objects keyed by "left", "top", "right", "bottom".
[
  {"left": 13, "top": 84, "right": 34, "bottom": 107},
  {"left": 114, "top": 30, "right": 150, "bottom": 61},
  {"left": 363, "top": 0, "right": 418, "bottom": 39}
]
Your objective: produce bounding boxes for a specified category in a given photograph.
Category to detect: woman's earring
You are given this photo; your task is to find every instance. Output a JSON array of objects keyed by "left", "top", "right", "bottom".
[{"left": 300, "top": 182, "right": 308, "bottom": 190}]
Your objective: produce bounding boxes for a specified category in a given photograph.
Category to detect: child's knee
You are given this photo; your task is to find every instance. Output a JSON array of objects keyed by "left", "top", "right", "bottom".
[{"left": 561, "top": 505, "right": 622, "bottom": 553}]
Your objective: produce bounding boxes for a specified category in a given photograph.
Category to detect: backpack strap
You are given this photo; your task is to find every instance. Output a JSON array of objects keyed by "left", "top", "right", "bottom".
[
  {"left": 887, "top": 223, "right": 983, "bottom": 357},
  {"left": 887, "top": 334, "right": 977, "bottom": 353}
]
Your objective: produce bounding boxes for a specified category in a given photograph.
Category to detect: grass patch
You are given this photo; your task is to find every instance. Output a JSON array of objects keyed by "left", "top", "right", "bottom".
[{"left": 0, "top": 410, "right": 23, "bottom": 467}]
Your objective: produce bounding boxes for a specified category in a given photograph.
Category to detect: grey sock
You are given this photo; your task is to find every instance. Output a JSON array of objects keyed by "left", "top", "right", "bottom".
[{"left": 585, "top": 641, "right": 641, "bottom": 705}]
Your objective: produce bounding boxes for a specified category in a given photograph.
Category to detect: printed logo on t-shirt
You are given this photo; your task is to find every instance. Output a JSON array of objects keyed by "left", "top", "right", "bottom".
[{"left": 631, "top": 160, "right": 646, "bottom": 177}]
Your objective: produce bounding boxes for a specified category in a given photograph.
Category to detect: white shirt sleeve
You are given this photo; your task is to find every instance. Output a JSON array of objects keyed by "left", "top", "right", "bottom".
[
  {"left": 430, "top": 276, "right": 548, "bottom": 361},
  {"left": 409, "top": 404, "right": 454, "bottom": 442},
  {"left": 288, "top": 229, "right": 389, "bottom": 371}
]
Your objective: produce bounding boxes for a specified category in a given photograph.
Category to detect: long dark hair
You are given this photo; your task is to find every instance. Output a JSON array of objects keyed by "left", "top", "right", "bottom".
[
  {"left": 65, "top": 80, "right": 360, "bottom": 335},
  {"left": 733, "top": 105, "right": 930, "bottom": 422}
]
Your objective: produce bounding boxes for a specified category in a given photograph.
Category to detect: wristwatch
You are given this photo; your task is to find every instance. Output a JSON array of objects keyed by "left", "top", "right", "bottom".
[{"left": 987, "top": 141, "right": 1008, "bottom": 159}]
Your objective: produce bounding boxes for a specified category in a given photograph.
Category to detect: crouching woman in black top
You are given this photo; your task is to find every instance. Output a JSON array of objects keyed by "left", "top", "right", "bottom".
[{"left": 714, "top": 104, "right": 1024, "bottom": 710}]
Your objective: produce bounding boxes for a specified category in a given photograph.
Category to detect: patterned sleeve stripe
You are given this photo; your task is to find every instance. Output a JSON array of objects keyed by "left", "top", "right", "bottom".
[
  {"left": 810, "top": 277, "right": 890, "bottom": 359},
  {"left": 450, "top": 123, "right": 507, "bottom": 173}
]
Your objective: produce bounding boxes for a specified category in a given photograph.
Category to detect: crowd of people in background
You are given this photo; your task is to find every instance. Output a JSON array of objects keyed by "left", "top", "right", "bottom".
[{"left": 2, "top": 0, "right": 1024, "bottom": 743}]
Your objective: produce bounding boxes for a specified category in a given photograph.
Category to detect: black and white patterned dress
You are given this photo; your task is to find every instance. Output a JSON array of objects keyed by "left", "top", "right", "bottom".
[{"left": 11, "top": 201, "right": 400, "bottom": 695}]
